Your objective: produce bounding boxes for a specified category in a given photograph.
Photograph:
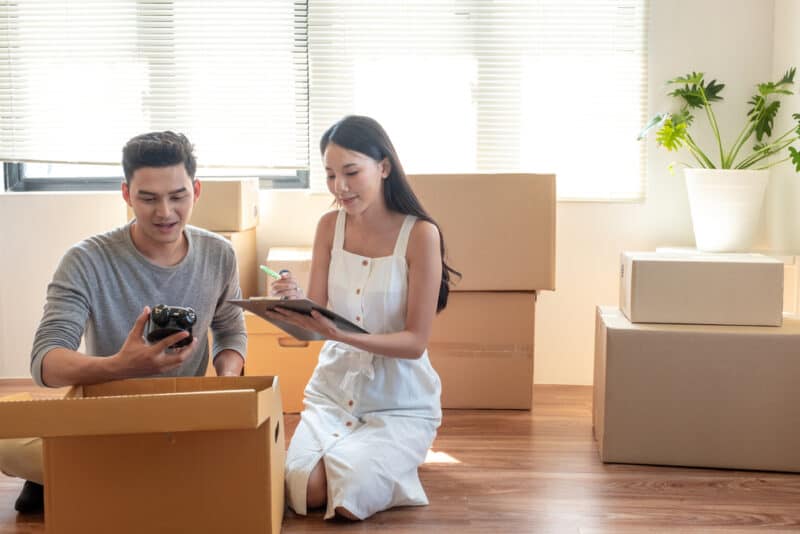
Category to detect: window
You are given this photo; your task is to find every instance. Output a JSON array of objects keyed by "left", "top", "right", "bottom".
[
  {"left": 307, "top": 0, "right": 648, "bottom": 199},
  {"left": 0, "top": 1, "right": 308, "bottom": 189},
  {"left": 2, "top": 1, "right": 647, "bottom": 200}
]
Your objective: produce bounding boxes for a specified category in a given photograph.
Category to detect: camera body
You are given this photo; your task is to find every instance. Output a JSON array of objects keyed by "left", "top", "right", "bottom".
[{"left": 144, "top": 305, "right": 197, "bottom": 348}]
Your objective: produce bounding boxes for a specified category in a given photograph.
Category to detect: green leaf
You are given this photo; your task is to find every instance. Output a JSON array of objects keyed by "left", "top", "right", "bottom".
[
  {"left": 758, "top": 68, "right": 796, "bottom": 97},
  {"left": 753, "top": 100, "right": 781, "bottom": 141},
  {"left": 655, "top": 117, "right": 689, "bottom": 151},
  {"left": 790, "top": 146, "right": 800, "bottom": 172},
  {"left": 704, "top": 79, "right": 724, "bottom": 101},
  {"left": 638, "top": 113, "right": 668, "bottom": 140},
  {"left": 668, "top": 72, "right": 704, "bottom": 85},
  {"left": 667, "top": 73, "right": 724, "bottom": 109}
]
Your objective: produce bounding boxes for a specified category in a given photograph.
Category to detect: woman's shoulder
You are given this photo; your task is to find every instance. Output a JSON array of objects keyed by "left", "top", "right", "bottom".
[
  {"left": 318, "top": 209, "right": 339, "bottom": 228},
  {"left": 407, "top": 218, "right": 440, "bottom": 257},
  {"left": 409, "top": 218, "right": 439, "bottom": 241},
  {"left": 314, "top": 209, "right": 340, "bottom": 248}
]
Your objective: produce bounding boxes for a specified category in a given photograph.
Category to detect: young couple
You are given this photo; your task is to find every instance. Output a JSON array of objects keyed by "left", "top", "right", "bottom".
[{"left": 0, "top": 116, "right": 459, "bottom": 521}]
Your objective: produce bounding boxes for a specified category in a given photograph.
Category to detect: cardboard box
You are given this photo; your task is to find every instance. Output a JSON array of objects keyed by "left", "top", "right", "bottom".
[
  {"left": 407, "top": 174, "right": 556, "bottom": 291},
  {"left": 428, "top": 292, "right": 535, "bottom": 409},
  {"left": 192, "top": 178, "right": 260, "bottom": 231},
  {"left": 265, "top": 247, "right": 313, "bottom": 295},
  {"left": 620, "top": 251, "right": 784, "bottom": 326},
  {"left": 0, "top": 376, "right": 285, "bottom": 533},
  {"left": 593, "top": 306, "right": 800, "bottom": 472},
  {"left": 219, "top": 227, "right": 258, "bottom": 298},
  {"left": 244, "top": 312, "right": 320, "bottom": 413}
]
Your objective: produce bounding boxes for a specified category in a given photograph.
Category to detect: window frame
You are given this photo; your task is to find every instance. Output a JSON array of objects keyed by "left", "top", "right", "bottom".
[{"left": 3, "top": 163, "right": 308, "bottom": 192}]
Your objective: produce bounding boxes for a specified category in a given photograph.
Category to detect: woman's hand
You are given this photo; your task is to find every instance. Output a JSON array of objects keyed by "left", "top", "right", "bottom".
[
  {"left": 269, "top": 270, "right": 304, "bottom": 300},
  {"left": 265, "top": 308, "right": 340, "bottom": 340}
]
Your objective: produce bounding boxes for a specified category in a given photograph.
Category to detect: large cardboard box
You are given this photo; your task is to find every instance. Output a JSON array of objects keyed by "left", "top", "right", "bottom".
[
  {"left": 428, "top": 292, "right": 535, "bottom": 409},
  {"left": 620, "top": 251, "right": 783, "bottom": 326},
  {"left": 192, "top": 177, "right": 260, "bottom": 231},
  {"left": 219, "top": 227, "right": 257, "bottom": 298},
  {"left": 593, "top": 306, "right": 800, "bottom": 472},
  {"left": 0, "top": 376, "right": 285, "bottom": 533},
  {"left": 407, "top": 174, "right": 556, "bottom": 291},
  {"left": 265, "top": 247, "right": 313, "bottom": 295},
  {"left": 244, "top": 312, "right": 320, "bottom": 413}
]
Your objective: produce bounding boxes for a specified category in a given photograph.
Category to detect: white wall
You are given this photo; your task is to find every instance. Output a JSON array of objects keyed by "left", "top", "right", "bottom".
[
  {"left": 765, "top": 0, "right": 800, "bottom": 252},
  {"left": 0, "top": 0, "right": 783, "bottom": 384},
  {"left": 0, "top": 193, "right": 126, "bottom": 376}
]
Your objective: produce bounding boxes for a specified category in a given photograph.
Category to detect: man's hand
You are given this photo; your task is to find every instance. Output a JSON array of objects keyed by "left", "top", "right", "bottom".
[{"left": 109, "top": 307, "right": 198, "bottom": 377}]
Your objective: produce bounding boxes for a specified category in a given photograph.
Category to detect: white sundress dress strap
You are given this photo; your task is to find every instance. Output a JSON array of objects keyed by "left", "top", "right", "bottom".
[
  {"left": 332, "top": 209, "right": 347, "bottom": 251},
  {"left": 392, "top": 214, "right": 418, "bottom": 258}
]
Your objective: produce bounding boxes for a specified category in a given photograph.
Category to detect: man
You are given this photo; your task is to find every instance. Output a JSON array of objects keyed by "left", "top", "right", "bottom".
[{"left": 0, "top": 131, "right": 247, "bottom": 514}]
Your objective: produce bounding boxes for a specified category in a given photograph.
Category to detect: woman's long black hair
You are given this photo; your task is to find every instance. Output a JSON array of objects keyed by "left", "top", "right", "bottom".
[{"left": 320, "top": 115, "right": 461, "bottom": 312}]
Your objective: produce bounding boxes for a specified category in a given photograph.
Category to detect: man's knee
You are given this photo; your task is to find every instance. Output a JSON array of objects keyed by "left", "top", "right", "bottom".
[{"left": 0, "top": 438, "right": 44, "bottom": 484}]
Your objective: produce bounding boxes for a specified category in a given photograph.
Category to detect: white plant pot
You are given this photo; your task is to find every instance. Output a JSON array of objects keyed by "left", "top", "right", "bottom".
[{"left": 684, "top": 168, "right": 769, "bottom": 253}]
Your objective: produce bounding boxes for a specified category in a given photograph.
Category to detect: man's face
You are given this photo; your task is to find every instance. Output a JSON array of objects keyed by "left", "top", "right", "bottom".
[{"left": 122, "top": 164, "right": 200, "bottom": 246}]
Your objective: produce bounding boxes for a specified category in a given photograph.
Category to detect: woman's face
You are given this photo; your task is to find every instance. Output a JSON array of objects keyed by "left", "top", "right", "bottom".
[{"left": 324, "top": 142, "right": 390, "bottom": 215}]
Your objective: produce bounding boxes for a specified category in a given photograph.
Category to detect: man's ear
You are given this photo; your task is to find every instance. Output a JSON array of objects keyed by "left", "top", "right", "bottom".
[
  {"left": 122, "top": 182, "right": 132, "bottom": 205},
  {"left": 193, "top": 179, "right": 202, "bottom": 201},
  {"left": 380, "top": 158, "right": 391, "bottom": 179}
]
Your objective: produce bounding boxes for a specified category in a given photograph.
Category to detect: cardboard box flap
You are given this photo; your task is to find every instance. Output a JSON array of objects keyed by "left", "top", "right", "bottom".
[
  {"left": 0, "top": 376, "right": 280, "bottom": 439},
  {"left": 407, "top": 173, "right": 556, "bottom": 291}
]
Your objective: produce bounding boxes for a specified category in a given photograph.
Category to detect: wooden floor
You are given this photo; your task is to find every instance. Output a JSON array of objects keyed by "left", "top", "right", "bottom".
[{"left": 1, "top": 382, "right": 799, "bottom": 533}]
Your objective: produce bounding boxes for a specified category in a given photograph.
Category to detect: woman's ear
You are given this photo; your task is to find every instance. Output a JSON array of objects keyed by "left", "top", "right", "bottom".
[{"left": 380, "top": 157, "right": 391, "bottom": 179}]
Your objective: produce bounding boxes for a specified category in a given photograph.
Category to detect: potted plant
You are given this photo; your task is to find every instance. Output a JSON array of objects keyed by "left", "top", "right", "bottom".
[{"left": 639, "top": 68, "right": 800, "bottom": 252}]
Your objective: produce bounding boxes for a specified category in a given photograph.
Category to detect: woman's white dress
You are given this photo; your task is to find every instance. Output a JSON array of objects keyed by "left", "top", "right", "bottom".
[{"left": 285, "top": 209, "right": 442, "bottom": 520}]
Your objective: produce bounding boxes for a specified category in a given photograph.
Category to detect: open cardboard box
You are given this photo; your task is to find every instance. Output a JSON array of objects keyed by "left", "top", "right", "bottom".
[{"left": 0, "top": 376, "right": 285, "bottom": 534}]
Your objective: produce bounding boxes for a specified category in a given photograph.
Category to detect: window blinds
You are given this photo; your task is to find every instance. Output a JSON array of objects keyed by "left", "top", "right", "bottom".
[
  {"left": 307, "top": 0, "right": 648, "bottom": 199},
  {"left": 0, "top": 1, "right": 308, "bottom": 170}
]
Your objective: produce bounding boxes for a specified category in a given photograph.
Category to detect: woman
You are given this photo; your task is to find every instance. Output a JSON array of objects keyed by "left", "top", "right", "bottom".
[{"left": 268, "top": 115, "right": 459, "bottom": 520}]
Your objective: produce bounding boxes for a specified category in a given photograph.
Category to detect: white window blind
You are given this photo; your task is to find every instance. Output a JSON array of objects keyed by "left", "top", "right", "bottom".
[
  {"left": 0, "top": 1, "right": 308, "bottom": 170},
  {"left": 308, "top": 0, "right": 648, "bottom": 200}
]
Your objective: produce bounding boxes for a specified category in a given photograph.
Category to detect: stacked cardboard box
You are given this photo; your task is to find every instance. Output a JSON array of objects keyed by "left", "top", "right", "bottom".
[
  {"left": 594, "top": 251, "right": 800, "bottom": 471},
  {"left": 195, "top": 178, "right": 260, "bottom": 299},
  {"left": 0, "top": 376, "right": 285, "bottom": 533},
  {"left": 408, "top": 173, "right": 556, "bottom": 409}
]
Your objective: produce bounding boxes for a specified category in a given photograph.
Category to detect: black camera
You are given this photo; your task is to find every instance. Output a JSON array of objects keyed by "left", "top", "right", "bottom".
[{"left": 144, "top": 305, "right": 197, "bottom": 348}]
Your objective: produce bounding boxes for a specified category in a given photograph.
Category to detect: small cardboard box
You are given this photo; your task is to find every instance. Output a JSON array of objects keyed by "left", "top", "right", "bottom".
[
  {"left": 219, "top": 227, "right": 258, "bottom": 298},
  {"left": 620, "top": 251, "right": 784, "bottom": 326},
  {"left": 428, "top": 291, "right": 535, "bottom": 409},
  {"left": 244, "top": 312, "right": 320, "bottom": 413},
  {"left": 0, "top": 376, "right": 285, "bottom": 534},
  {"left": 407, "top": 174, "right": 556, "bottom": 291},
  {"left": 594, "top": 306, "right": 800, "bottom": 472},
  {"left": 265, "top": 247, "right": 313, "bottom": 295},
  {"left": 192, "top": 177, "right": 260, "bottom": 231}
]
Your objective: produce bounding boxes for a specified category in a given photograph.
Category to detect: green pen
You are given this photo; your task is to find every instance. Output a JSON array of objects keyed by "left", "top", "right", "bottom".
[{"left": 260, "top": 265, "right": 282, "bottom": 280}]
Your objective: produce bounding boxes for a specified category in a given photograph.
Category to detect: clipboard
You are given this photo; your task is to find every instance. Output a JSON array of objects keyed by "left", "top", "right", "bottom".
[{"left": 229, "top": 298, "right": 369, "bottom": 341}]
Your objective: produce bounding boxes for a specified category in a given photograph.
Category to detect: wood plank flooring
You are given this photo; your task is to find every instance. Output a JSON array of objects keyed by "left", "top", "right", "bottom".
[{"left": 0, "top": 382, "right": 798, "bottom": 533}]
